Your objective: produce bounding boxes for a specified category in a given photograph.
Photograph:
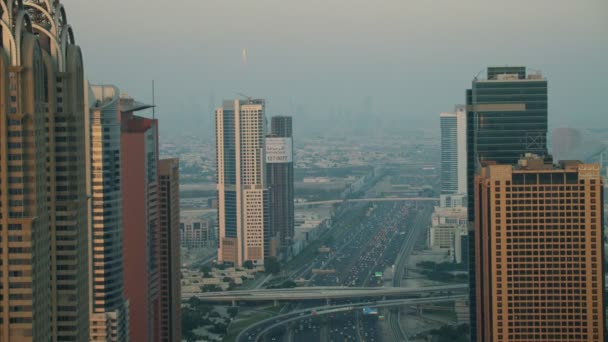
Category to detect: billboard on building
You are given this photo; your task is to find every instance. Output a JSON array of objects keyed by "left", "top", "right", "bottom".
[{"left": 266, "top": 137, "right": 293, "bottom": 163}]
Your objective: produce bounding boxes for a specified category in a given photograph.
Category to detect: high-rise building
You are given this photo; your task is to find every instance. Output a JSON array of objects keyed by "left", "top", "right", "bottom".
[
  {"left": 87, "top": 84, "right": 129, "bottom": 341},
  {"left": 473, "top": 155, "right": 605, "bottom": 341},
  {"left": 266, "top": 116, "right": 295, "bottom": 257},
  {"left": 1, "top": 1, "right": 90, "bottom": 340},
  {"left": 121, "top": 96, "right": 160, "bottom": 342},
  {"left": 216, "top": 99, "right": 268, "bottom": 266},
  {"left": 466, "top": 67, "right": 548, "bottom": 339},
  {"left": 440, "top": 106, "right": 466, "bottom": 195},
  {"left": 158, "top": 158, "right": 181, "bottom": 342}
]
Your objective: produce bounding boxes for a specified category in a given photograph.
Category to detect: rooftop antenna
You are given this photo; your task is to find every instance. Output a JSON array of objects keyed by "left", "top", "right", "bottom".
[
  {"left": 236, "top": 92, "right": 253, "bottom": 102},
  {"left": 152, "top": 80, "right": 156, "bottom": 120}
]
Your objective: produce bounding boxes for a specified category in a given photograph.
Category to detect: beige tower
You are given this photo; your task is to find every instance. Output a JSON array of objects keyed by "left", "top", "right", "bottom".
[
  {"left": 1, "top": 1, "right": 89, "bottom": 341},
  {"left": 216, "top": 99, "right": 267, "bottom": 266},
  {"left": 474, "top": 155, "right": 605, "bottom": 341}
]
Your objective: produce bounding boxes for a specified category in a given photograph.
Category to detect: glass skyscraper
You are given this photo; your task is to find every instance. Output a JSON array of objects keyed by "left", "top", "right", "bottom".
[{"left": 466, "top": 66, "right": 548, "bottom": 341}]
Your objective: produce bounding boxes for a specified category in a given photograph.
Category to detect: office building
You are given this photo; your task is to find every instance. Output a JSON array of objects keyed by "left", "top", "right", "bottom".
[
  {"left": 266, "top": 116, "right": 295, "bottom": 257},
  {"left": 466, "top": 67, "right": 548, "bottom": 339},
  {"left": 181, "top": 219, "right": 214, "bottom": 248},
  {"left": 440, "top": 106, "right": 467, "bottom": 195},
  {"left": 87, "top": 85, "right": 129, "bottom": 341},
  {"left": 0, "top": 2, "right": 90, "bottom": 340},
  {"left": 158, "top": 158, "right": 181, "bottom": 342},
  {"left": 216, "top": 98, "right": 268, "bottom": 266},
  {"left": 121, "top": 96, "right": 160, "bottom": 342},
  {"left": 474, "top": 155, "right": 605, "bottom": 341}
]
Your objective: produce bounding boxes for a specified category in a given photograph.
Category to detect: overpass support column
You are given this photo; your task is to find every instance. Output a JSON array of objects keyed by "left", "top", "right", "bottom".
[
  {"left": 274, "top": 299, "right": 279, "bottom": 307},
  {"left": 231, "top": 300, "right": 236, "bottom": 307},
  {"left": 326, "top": 298, "right": 331, "bottom": 306}
]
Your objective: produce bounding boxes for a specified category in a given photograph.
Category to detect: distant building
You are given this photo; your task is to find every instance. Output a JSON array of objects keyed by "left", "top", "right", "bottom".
[
  {"left": 429, "top": 224, "right": 466, "bottom": 250},
  {"left": 216, "top": 99, "right": 268, "bottom": 266},
  {"left": 266, "top": 116, "right": 295, "bottom": 257},
  {"left": 474, "top": 155, "right": 605, "bottom": 341},
  {"left": 466, "top": 67, "right": 548, "bottom": 340},
  {"left": 181, "top": 219, "right": 215, "bottom": 248},
  {"left": 158, "top": 158, "right": 181, "bottom": 342},
  {"left": 551, "top": 127, "right": 583, "bottom": 161},
  {"left": 439, "top": 193, "right": 466, "bottom": 208},
  {"left": 453, "top": 230, "right": 469, "bottom": 264},
  {"left": 88, "top": 85, "right": 129, "bottom": 341},
  {"left": 440, "top": 106, "right": 467, "bottom": 195},
  {"left": 121, "top": 97, "right": 160, "bottom": 342},
  {"left": 432, "top": 206, "right": 467, "bottom": 226}
]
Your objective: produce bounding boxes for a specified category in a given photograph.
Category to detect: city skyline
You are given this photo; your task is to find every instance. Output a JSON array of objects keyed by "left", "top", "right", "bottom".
[
  {"left": 0, "top": 1, "right": 605, "bottom": 341},
  {"left": 60, "top": 0, "right": 608, "bottom": 135}
]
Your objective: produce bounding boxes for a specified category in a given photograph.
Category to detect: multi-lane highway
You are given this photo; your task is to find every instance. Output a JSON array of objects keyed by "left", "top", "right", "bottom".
[
  {"left": 388, "top": 205, "right": 433, "bottom": 342},
  {"left": 226, "top": 202, "right": 447, "bottom": 342},
  {"left": 236, "top": 295, "right": 467, "bottom": 342}
]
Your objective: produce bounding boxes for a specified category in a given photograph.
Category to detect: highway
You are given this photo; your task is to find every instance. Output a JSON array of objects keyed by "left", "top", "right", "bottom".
[
  {"left": 295, "top": 197, "right": 439, "bottom": 207},
  {"left": 237, "top": 295, "right": 467, "bottom": 342},
  {"left": 388, "top": 205, "right": 432, "bottom": 342}
]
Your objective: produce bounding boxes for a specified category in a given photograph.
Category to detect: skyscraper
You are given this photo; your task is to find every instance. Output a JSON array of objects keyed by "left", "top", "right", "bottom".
[
  {"left": 474, "top": 155, "right": 605, "bottom": 341},
  {"left": 216, "top": 98, "right": 267, "bottom": 266},
  {"left": 120, "top": 96, "right": 160, "bottom": 342},
  {"left": 266, "top": 116, "right": 295, "bottom": 257},
  {"left": 1, "top": 1, "right": 89, "bottom": 340},
  {"left": 440, "top": 106, "right": 467, "bottom": 195},
  {"left": 158, "top": 158, "right": 181, "bottom": 342},
  {"left": 466, "top": 67, "right": 548, "bottom": 340},
  {"left": 87, "top": 84, "right": 129, "bottom": 342}
]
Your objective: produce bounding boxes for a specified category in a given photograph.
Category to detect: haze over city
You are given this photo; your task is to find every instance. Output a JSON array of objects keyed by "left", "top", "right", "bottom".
[
  {"left": 0, "top": 1, "right": 607, "bottom": 341},
  {"left": 63, "top": 0, "right": 607, "bottom": 136}
]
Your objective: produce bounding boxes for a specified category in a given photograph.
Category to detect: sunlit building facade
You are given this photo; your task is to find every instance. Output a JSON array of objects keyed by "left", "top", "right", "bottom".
[
  {"left": 0, "top": 1, "right": 89, "bottom": 340},
  {"left": 216, "top": 99, "right": 268, "bottom": 266},
  {"left": 87, "top": 84, "right": 129, "bottom": 341},
  {"left": 474, "top": 155, "right": 605, "bottom": 341}
]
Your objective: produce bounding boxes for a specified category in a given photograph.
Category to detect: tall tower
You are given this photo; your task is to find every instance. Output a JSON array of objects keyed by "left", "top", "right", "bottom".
[
  {"left": 216, "top": 98, "right": 267, "bottom": 266},
  {"left": 440, "top": 106, "right": 466, "bottom": 195},
  {"left": 466, "top": 67, "right": 548, "bottom": 340},
  {"left": 266, "top": 116, "right": 295, "bottom": 257},
  {"left": 87, "top": 84, "right": 129, "bottom": 341},
  {"left": 1, "top": 1, "right": 89, "bottom": 341},
  {"left": 474, "top": 155, "right": 605, "bottom": 341},
  {"left": 158, "top": 158, "right": 181, "bottom": 342},
  {"left": 120, "top": 96, "right": 160, "bottom": 342}
]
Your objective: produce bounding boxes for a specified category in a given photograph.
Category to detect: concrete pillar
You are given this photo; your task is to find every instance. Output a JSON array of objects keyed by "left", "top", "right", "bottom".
[
  {"left": 326, "top": 298, "right": 331, "bottom": 306},
  {"left": 232, "top": 299, "right": 236, "bottom": 307},
  {"left": 274, "top": 299, "right": 279, "bottom": 307}
]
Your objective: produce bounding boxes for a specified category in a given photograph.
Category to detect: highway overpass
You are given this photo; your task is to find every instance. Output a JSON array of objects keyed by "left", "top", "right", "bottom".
[
  {"left": 182, "top": 284, "right": 467, "bottom": 303},
  {"left": 237, "top": 294, "right": 467, "bottom": 342},
  {"left": 295, "top": 197, "right": 439, "bottom": 207}
]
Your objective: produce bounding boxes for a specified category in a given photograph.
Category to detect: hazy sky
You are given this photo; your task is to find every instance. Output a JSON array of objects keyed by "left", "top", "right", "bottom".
[{"left": 62, "top": 0, "right": 607, "bottom": 136}]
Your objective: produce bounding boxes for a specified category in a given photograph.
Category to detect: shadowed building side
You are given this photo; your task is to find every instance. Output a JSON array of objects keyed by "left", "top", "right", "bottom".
[
  {"left": 121, "top": 96, "right": 161, "bottom": 342},
  {"left": 158, "top": 158, "right": 181, "bottom": 342}
]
